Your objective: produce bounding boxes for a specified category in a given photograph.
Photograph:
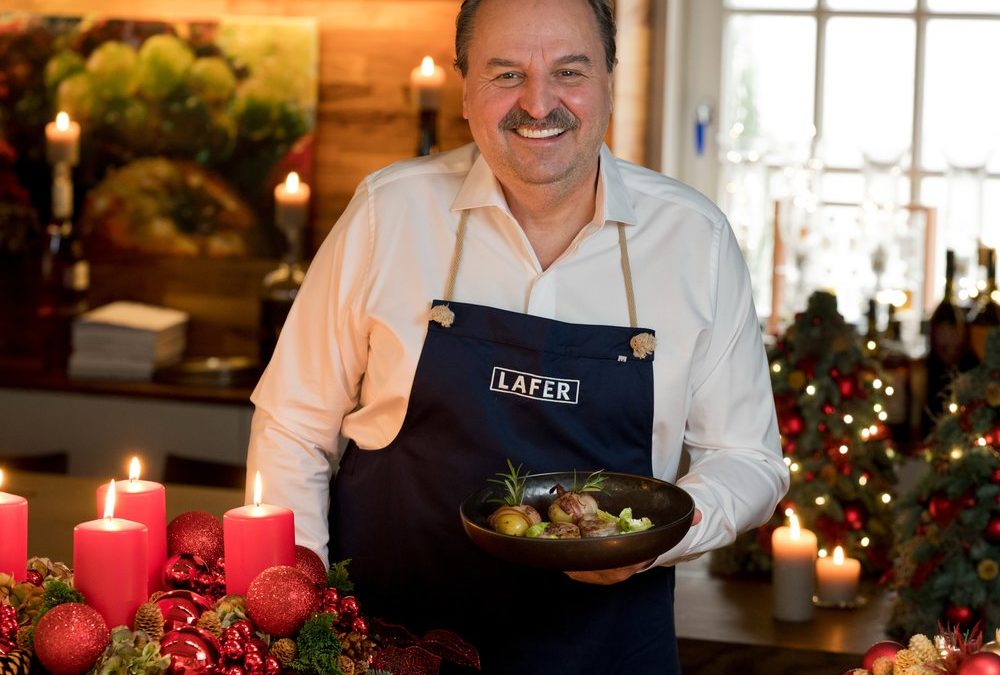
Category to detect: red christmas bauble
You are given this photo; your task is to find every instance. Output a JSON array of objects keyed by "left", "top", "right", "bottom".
[
  {"left": 861, "top": 641, "right": 904, "bottom": 670},
  {"left": 155, "top": 589, "right": 213, "bottom": 631},
  {"left": 246, "top": 566, "right": 319, "bottom": 637},
  {"left": 928, "top": 495, "right": 960, "bottom": 525},
  {"left": 784, "top": 414, "right": 804, "bottom": 436},
  {"left": 160, "top": 626, "right": 221, "bottom": 672},
  {"left": 986, "top": 517, "right": 1000, "bottom": 543},
  {"left": 163, "top": 553, "right": 211, "bottom": 591},
  {"left": 838, "top": 377, "right": 856, "bottom": 398},
  {"left": 294, "top": 545, "right": 327, "bottom": 588},
  {"left": 34, "top": 603, "right": 108, "bottom": 675},
  {"left": 946, "top": 604, "right": 975, "bottom": 626},
  {"left": 992, "top": 468, "right": 1000, "bottom": 484},
  {"left": 958, "top": 652, "right": 1000, "bottom": 675},
  {"left": 822, "top": 403, "right": 835, "bottom": 416},
  {"left": 168, "top": 512, "right": 224, "bottom": 564}
]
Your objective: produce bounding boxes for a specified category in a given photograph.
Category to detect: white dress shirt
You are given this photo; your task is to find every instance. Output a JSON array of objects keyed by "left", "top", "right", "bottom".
[{"left": 247, "top": 142, "right": 789, "bottom": 566}]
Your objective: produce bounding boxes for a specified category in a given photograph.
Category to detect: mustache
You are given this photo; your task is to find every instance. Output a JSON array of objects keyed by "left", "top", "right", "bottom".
[{"left": 499, "top": 106, "right": 579, "bottom": 131}]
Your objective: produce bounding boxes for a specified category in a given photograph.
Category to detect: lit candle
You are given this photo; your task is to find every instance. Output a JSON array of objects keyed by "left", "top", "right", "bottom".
[
  {"left": 45, "top": 111, "right": 81, "bottom": 166},
  {"left": 223, "top": 471, "right": 295, "bottom": 596},
  {"left": 74, "top": 480, "right": 148, "bottom": 628},
  {"left": 410, "top": 55, "right": 446, "bottom": 111},
  {"left": 771, "top": 513, "right": 818, "bottom": 622},
  {"left": 96, "top": 457, "right": 167, "bottom": 593},
  {"left": 816, "top": 545, "right": 861, "bottom": 605},
  {"left": 274, "top": 171, "right": 310, "bottom": 233},
  {"left": 0, "top": 469, "right": 28, "bottom": 581}
]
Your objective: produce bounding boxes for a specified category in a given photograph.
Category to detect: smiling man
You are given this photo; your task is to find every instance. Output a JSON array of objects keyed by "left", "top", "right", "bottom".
[{"left": 246, "top": 0, "right": 788, "bottom": 673}]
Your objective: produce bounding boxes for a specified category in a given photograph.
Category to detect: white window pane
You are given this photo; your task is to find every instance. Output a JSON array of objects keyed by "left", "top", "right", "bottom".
[
  {"left": 922, "top": 20, "right": 1000, "bottom": 173},
  {"left": 822, "top": 17, "right": 915, "bottom": 169},
  {"left": 825, "top": 0, "right": 916, "bottom": 10},
  {"left": 721, "top": 15, "right": 816, "bottom": 159},
  {"left": 927, "top": 0, "right": 1000, "bottom": 13},
  {"left": 820, "top": 171, "right": 865, "bottom": 204},
  {"left": 724, "top": 0, "right": 816, "bottom": 9}
]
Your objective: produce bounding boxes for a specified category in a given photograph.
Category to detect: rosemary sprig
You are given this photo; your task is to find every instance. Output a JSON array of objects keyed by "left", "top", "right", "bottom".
[
  {"left": 573, "top": 469, "right": 607, "bottom": 493},
  {"left": 487, "top": 458, "right": 530, "bottom": 506}
]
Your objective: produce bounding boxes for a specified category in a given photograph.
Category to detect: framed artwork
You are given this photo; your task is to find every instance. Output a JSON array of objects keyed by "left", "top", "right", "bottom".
[{"left": 0, "top": 12, "right": 318, "bottom": 260}]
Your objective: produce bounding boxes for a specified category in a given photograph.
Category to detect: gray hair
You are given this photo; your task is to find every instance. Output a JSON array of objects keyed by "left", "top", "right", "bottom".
[{"left": 453, "top": 0, "right": 617, "bottom": 76}]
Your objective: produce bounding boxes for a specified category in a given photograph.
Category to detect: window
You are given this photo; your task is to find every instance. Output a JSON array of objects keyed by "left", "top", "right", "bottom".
[{"left": 684, "top": 1, "right": 1000, "bottom": 326}]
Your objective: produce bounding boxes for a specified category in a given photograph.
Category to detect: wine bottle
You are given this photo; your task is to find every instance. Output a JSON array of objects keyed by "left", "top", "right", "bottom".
[
  {"left": 967, "top": 246, "right": 1000, "bottom": 364},
  {"left": 259, "top": 225, "right": 307, "bottom": 367},
  {"left": 37, "top": 163, "right": 89, "bottom": 373},
  {"left": 924, "top": 250, "right": 969, "bottom": 430}
]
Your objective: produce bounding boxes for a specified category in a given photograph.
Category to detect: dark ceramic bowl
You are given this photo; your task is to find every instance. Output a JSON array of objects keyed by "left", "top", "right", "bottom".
[{"left": 460, "top": 471, "right": 695, "bottom": 571}]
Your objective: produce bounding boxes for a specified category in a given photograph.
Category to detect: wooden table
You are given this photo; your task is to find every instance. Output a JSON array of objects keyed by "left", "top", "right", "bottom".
[
  {"left": 675, "top": 556, "right": 892, "bottom": 674},
  {"left": 4, "top": 470, "right": 243, "bottom": 564}
]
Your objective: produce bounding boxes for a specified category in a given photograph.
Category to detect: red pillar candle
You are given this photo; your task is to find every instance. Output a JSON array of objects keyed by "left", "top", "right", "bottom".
[
  {"left": 223, "top": 471, "right": 295, "bottom": 596},
  {"left": 75, "top": 479, "right": 148, "bottom": 629},
  {"left": 96, "top": 457, "right": 167, "bottom": 593},
  {"left": 0, "top": 470, "right": 28, "bottom": 581}
]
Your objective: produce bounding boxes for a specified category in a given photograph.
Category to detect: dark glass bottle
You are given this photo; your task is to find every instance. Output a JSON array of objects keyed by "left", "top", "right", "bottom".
[
  {"left": 259, "top": 226, "right": 306, "bottom": 367},
  {"left": 37, "top": 164, "right": 89, "bottom": 373},
  {"left": 967, "top": 246, "right": 1000, "bottom": 364},
  {"left": 924, "top": 250, "right": 969, "bottom": 430}
]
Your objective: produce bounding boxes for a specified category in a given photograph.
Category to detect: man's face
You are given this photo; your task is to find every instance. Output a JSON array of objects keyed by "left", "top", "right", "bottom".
[{"left": 462, "top": 0, "right": 613, "bottom": 196}]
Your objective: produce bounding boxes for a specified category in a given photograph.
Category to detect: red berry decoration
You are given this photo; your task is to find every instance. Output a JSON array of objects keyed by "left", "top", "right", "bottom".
[
  {"left": 168, "top": 511, "right": 225, "bottom": 563},
  {"left": 246, "top": 566, "right": 319, "bottom": 637},
  {"left": 294, "top": 545, "right": 327, "bottom": 588},
  {"left": 320, "top": 588, "right": 340, "bottom": 613},
  {"left": 25, "top": 570, "right": 43, "bottom": 586},
  {"left": 987, "top": 517, "right": 1000, "bottom": 543},
  {"left": 861, "top": 641, "right": 903, "bottom": 670},
  {"left": 34, "top": 603, "right": 109, "bottom": 675},
  {"left": 352, "top": 615, "right": 369, "bottom": 636},
  {"left": 958, "top": 652, "right": 1000, "bottom": 675}
]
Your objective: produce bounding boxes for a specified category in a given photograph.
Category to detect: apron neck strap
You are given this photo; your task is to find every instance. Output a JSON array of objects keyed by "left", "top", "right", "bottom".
[{"left": 442, "top": 213, "right": 640, "bottom": 329}]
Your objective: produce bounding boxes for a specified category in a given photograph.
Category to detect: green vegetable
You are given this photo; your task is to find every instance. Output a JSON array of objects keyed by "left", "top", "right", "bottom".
[
  {"left": 595, "top": 509, "right": 617, "bottom": 523},
  {"left": 291, "top": 612, "right": 344, "bottom": 675},
  {"left": 618, "top": 508, "right": 653, "bottom": 533},
  {"left": 525, "top": 522, "right": 549, "bottom": 538}
]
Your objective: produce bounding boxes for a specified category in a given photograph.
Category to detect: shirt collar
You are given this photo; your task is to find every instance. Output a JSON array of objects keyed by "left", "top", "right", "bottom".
[{"left": 452, "top": 143, "right": 638, "bottom": 228}]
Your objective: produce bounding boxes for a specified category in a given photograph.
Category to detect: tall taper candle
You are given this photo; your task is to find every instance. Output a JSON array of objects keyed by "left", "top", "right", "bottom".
[
  {"left": 771, "top": 513, "right": 817, "bottom": 622},
  {"left": 75, "top": 480, "right": 148, "bottom": 629},
  {"left": 0, "top": 470, "right": 28, "bottom": 581},
  {"left": 97, "top": 457, "right": 167, "bottom": 593}
]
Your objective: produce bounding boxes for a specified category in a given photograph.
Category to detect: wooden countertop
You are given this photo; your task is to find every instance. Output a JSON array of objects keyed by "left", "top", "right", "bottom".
[{"left": 4, "top": 470, "right": 243, "bottom": 564}]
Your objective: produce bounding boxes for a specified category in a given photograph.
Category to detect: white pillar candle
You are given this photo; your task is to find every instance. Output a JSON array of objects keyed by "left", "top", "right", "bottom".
[
  {"left": 274, "top": 171, "right": 310, "bottom": 233},
  {"left": 410, "top": 56, "right": 445, "bottom": 111},
  {"left": 816, "top": 545, "right": 861, "bottom": 605},
  {"left": 45, "top": 111, "right": 80, "bottom": 166},
  {"left": 771, "top": 513, "right": 817, "bottom": 622}
]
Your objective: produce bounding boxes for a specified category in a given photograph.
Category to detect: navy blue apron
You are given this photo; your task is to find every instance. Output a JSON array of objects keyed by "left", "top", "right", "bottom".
[{"left": 330, "top": 215, "right": 680, "bottom": 674}]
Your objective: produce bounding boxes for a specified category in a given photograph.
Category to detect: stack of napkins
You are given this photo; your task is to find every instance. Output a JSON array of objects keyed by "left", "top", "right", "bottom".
[{"left": 69, "top": 302, "right": 189, "bottom": 380}]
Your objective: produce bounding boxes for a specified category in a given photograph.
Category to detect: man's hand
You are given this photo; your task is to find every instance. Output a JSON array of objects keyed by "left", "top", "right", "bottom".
[{"left": 564, "top": 508, "right": 702, "bottom": 585}]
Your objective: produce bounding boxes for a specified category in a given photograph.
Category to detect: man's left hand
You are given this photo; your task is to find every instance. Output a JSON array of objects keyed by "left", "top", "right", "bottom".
[{"left": 564, "top": 508, "right": 703, "bottom": 585}]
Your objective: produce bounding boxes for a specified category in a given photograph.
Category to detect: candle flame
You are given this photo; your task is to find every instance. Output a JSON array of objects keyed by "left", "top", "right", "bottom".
[
  {"left": 284, "top": 171, "right": 300, "bottom": 194},
  {"left": 253, "top": 471, "right": 263, "bottom": 507},
  {"left": 420, "top": 55, "right": 436, "bottom": 77},
  {"left": 833, "top": 545, "right": 845, "bottom": 565},
  {"left": 103, "top": 479, "right": 117, "bottom": 519},
  {"left": 56, "top": 111, "right": 71, "bottom": 131},
  {"left": 129, "top": 457, "right": 141, "bottom": 483},
  {"left": 789, "top": 513, "right": 801, "bottom": 539}
]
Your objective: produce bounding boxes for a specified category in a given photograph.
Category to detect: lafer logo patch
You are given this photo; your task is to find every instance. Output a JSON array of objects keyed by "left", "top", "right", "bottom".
[{"left": 490, "top": 366, "right": 579, "bottom": 404}]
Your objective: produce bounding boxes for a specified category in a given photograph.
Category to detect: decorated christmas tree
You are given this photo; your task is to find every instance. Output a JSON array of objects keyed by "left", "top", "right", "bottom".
[
  {"left": 888, "top": 329, "right": 1000, "bottom": 640},
  {"left": 711, "top": 291, "right": 900, "bottom": 576}
]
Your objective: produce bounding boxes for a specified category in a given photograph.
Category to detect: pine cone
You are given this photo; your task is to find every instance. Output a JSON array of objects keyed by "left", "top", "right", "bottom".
[
  {"left": 893, "top": 648, "right": 919, "bottom": 675},
  {"left": 903, "top": 666, "right": 940, "bottom": 675},
  {"left": 269, "top": 638, "right": 297, "bottom": 666},
  {"left": 338, "top": 655, "right": 356, "bottom": 675},
  {"left": 133, "top": 602, "right": 164, "bottom": 642},
  {"left": 873, "top": 656, "right": 894, "bottom": 675},
  {"left": 196, "top": 610, "right": 222, "bottom": 637},
  {"left": 15, "top": 626, "right": 32, "bottom": 654},
  {"left": 339, "top": 631, "right": 376, "bottom": 665},
  {"left": 0, "top": 648, "right": 32, "bottom": 675},
  {"left": 906, "top": 635, "right": 940, "bottom": 665}
]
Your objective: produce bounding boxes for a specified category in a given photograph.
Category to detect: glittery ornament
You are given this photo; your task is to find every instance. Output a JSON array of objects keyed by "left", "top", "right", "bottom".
[
  {"left": 245, "top": 566, "right": 318, "bottom": 638},
  {"left": 33, "top": 603, "right": 108, "bottom": 675},
  {"left": 294, "top": 546, "right": 327, "bottom": 588},
  {"left": 159, "top": 626, "right": 221, "bottom": 673},
  {"left": 0, "top": 603, "right": 17, "bottom": 653},
  {"left": 351, "top": 616, "right": 368, "bottom": 636},
  {"left": 320, "top": 588, "right": 340, "bottom": 613},
  {"left": 24, "top": 571, "right": 42, "bottom": 587},
  {"left": 167, "top": 512, "right": 224, "bottom": 563},
  {"left": 263, "top": 655, "right": 281, "bottom": 675},
  {"left": 155, "top": 590, "right": 213, "bottom": 631},
  {"left": 958, "top": 652, "right": 1000, "bottom": 675}
]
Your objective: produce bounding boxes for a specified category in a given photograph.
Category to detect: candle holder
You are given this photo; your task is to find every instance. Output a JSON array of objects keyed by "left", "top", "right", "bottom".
[
  {"left": 417, "top": 108, "right": 439, "bottom": 157},
  {"left": 813, "top": 593, "right": 868, "bottom": 610}
]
